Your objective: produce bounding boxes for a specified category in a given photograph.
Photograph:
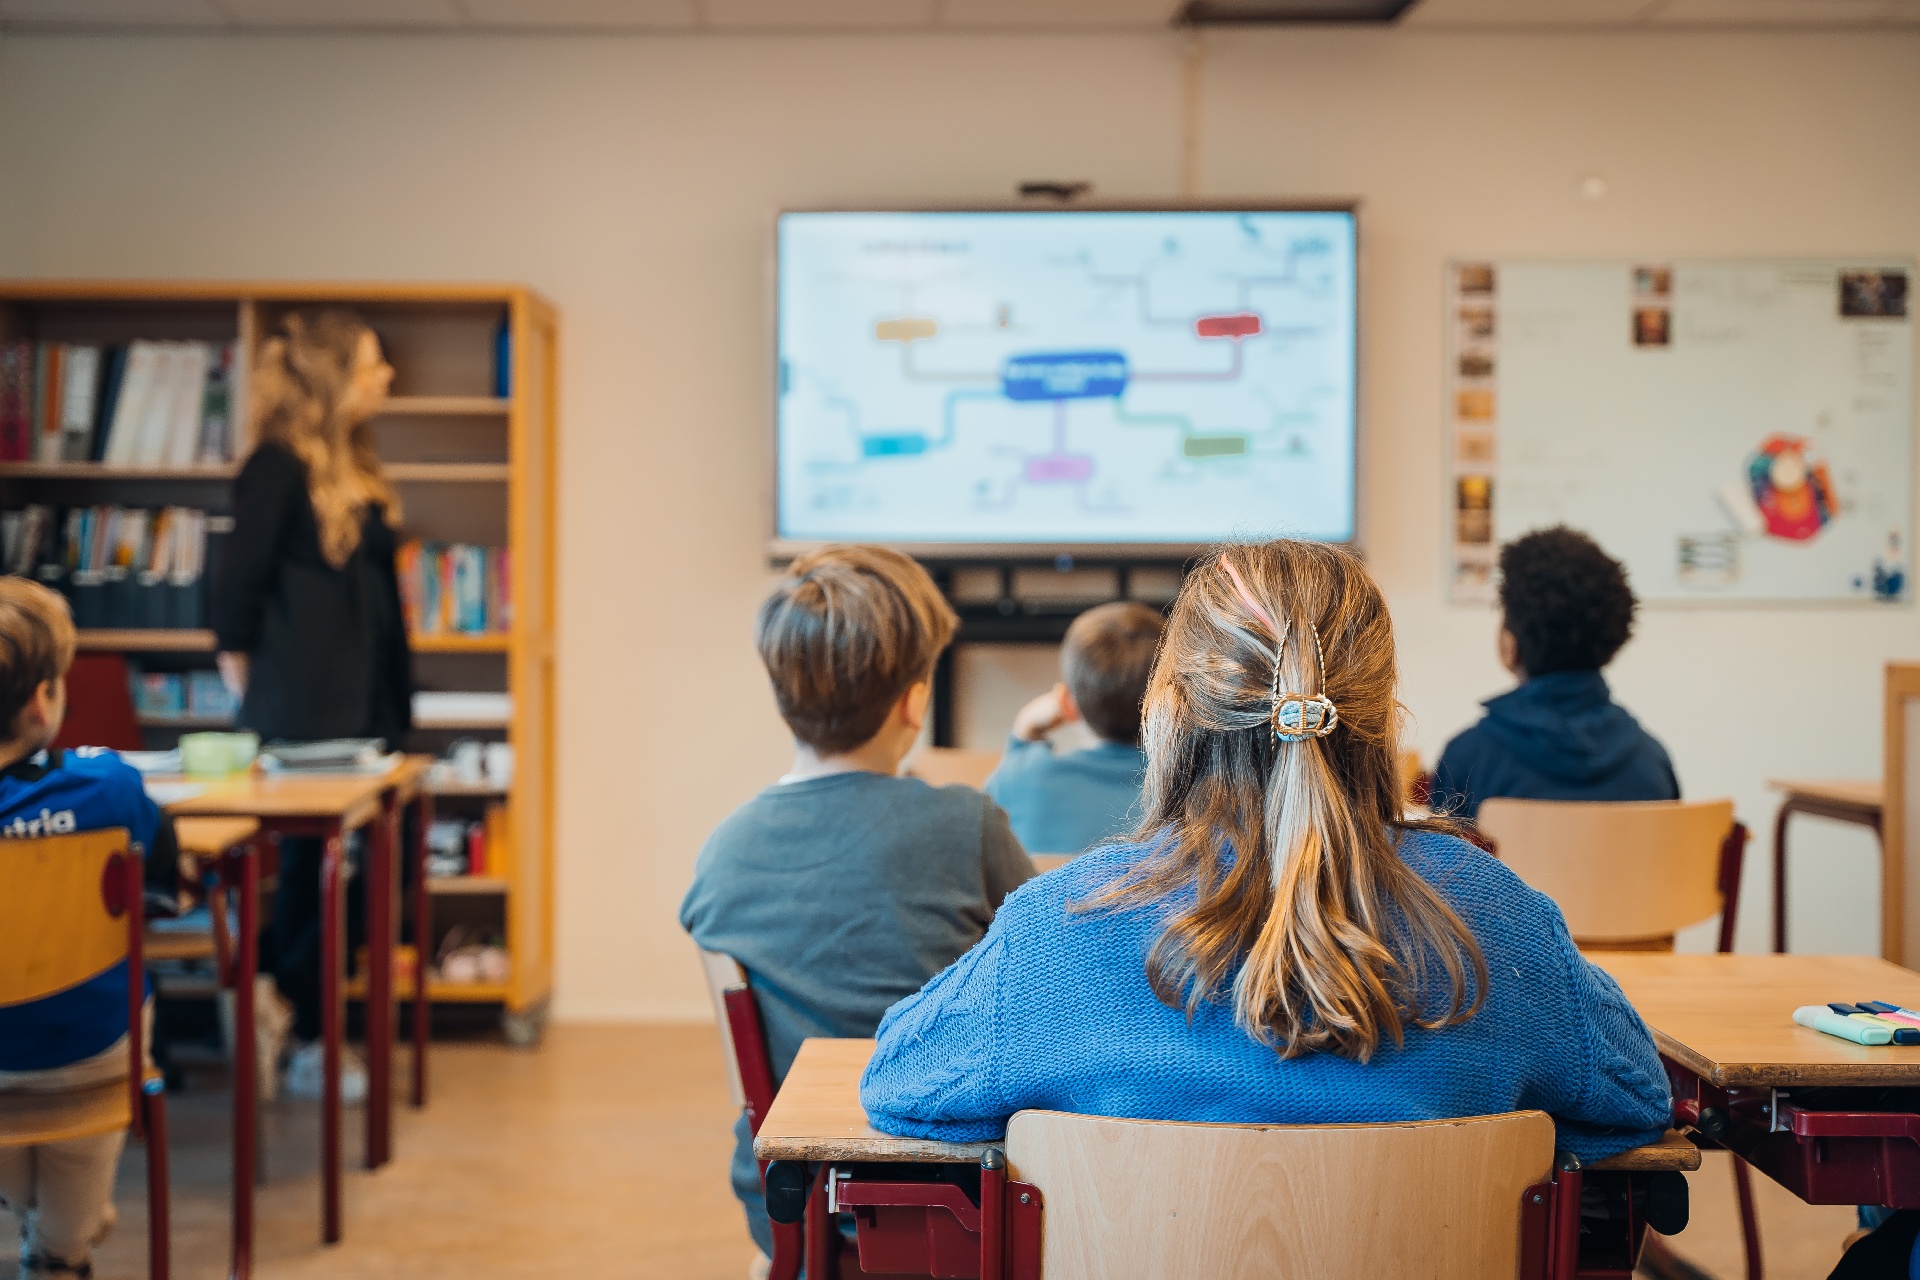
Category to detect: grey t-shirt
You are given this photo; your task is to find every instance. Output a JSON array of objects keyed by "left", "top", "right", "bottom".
[{"left": 679, "top": 770, "right": 1034, "bottom": 1080}]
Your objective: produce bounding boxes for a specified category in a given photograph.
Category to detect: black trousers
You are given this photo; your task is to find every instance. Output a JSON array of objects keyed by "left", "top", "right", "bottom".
[
  {"left": 268, "top": 834, "right": 367, "bottom": 1044},
  {"left": 264, "top": 805, "right": 422, "bottom": 1045}
]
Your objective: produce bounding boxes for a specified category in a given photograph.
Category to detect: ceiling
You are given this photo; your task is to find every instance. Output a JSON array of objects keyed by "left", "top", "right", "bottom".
[{"left": 1, "top": 0, "right": 1914, "bottom": 30}]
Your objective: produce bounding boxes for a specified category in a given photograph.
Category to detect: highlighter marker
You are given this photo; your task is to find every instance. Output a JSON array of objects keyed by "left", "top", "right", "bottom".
[
  {"left": 1829, "top": 1003, "right": 1920, "bottom": 1044},
  {"left": 1795, "top": 1005, "right": 1894, "bottom": 1046},
  {"left": 1864, "top": 1001, "right": 1920, "bottom": 1029}
]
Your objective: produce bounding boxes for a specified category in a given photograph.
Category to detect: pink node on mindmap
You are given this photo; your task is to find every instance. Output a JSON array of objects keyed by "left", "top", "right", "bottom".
[{"left": 1025, "top": 454, "right": 1095, "bottom": 483}]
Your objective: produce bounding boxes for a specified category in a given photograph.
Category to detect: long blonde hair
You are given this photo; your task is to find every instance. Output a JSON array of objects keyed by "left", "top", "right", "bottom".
[
  {"left": 250, "top": 309, "right": 400, "bottom": 568},
  {"left": 1090, "top": 540, "right": 1485, "bottom": 1062}
]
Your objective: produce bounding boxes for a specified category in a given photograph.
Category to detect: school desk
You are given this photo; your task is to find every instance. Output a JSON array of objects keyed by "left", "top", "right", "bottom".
[
  {"left": 1596, "top": 953, "right": 1920, "bottom": 1215},
  {"left": 154, "top": 755, "right": 432, "bottom": 1257},
  {"left": 752, "top": 1038, "right": 1698, "bottom": 1280},
  {"left": 1766, "top": 779, "right": 1883, "bottom": 954}
]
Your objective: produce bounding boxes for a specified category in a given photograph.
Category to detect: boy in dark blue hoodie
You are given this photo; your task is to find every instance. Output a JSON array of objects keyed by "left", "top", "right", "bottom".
[{"left": 1433, "top": 526, "right": 1678, "bottom": 821}]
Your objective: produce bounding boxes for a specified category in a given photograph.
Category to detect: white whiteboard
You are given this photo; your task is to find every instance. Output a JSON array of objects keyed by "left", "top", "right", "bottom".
[{"left": 1445, "top": 257, "right": 1913, "bottom": 604}]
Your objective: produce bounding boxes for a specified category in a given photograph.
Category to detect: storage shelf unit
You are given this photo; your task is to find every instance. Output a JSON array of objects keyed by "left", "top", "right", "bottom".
[{"left": 0, "top": 281, "right": 558, "bottom": 1028}]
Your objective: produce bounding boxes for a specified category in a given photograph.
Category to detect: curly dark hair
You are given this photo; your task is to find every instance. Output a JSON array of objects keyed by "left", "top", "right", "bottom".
[{"left": 1498, "top": 527, "right": 1636, "bottom": 676}]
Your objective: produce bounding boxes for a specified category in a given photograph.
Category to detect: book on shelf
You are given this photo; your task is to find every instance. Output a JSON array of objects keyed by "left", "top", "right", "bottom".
[
  {"left": 425, "top": 802, "right": 510, "bottom": 879},
  {"left": 129, "top": 667, "right": 239, "bottom": 723},
  {"left": 4, "top": 502, "right": 220, "bottom": 629},
  {"left": 0, "top": 339, "right": 238, "bottom": 466},
  {"left": 399, "top": 540, "right": 512, "bottom": 636}
]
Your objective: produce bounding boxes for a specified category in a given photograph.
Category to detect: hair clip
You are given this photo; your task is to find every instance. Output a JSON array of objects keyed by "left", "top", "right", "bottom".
[
  {"left": 1219, "top": 557, "right": 1341, "bottom": 742},
  {"left": 1271, "top": 623, "right": 1340, "bottom": 742}
]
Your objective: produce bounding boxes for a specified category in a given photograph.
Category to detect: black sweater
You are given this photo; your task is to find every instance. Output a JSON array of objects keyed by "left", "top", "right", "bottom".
[{"left": 212, "top": 441, "right": 413, "bottom": 744}]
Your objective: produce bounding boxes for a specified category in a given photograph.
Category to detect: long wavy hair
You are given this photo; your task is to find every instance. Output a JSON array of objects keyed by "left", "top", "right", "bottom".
[
  {"left": 1088, "top": 540, "right": 1486, "bottom": 1062},
  {"left": 249, "top": 309, "right": 400, "bottom": 568}
]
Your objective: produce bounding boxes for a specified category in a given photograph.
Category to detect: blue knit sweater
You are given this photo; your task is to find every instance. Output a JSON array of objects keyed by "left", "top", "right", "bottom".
[{"left": 860, "top": 830, "right": 1671, "bottom": 1164}]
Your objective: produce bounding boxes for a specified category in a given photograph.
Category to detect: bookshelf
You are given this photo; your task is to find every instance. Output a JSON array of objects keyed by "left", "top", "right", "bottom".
[{"left": 0, "top": 281, "right": 558, "bottom": 1039}]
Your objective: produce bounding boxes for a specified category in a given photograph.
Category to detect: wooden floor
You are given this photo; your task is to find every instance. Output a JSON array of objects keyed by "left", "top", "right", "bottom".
[
  {"left": 10, "top": 1024, "right": 752, "bottom": 1280},
  {"left": 0, "top": 1023, "right": 1865, "bottom": 1279}
]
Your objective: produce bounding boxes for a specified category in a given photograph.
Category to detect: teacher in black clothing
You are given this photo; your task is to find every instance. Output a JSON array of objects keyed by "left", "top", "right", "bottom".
[{"left": 213, "top": 308, "right": 412, "bottom": 1102}]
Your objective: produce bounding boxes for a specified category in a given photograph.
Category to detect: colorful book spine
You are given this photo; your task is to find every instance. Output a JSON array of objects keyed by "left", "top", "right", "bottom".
[
  {"left": 397, "top": 540, "right": 513, "bottom": 636},
  {"left": 0, "top": 342, "right": 33, "bottom": 462}
]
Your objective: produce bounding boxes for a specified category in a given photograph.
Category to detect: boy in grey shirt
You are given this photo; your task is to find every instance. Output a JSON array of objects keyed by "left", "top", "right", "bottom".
[{"left": 680, "top": 544, "right": 1032, "bottom": 1262}]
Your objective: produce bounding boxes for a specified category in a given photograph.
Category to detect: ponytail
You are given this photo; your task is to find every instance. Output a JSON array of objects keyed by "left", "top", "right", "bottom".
[{"left": 1089, "top": 542, "right": 1485, "bottom": 1062}]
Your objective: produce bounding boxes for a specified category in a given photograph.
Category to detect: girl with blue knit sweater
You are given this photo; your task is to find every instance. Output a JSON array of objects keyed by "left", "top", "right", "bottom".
[{"left": 860, "top": 540, "right": 1672, "bottom": 1165}]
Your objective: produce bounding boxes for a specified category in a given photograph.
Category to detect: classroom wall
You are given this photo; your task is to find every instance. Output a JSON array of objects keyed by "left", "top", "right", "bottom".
[{"left": 0, "top": 26, "right": 1913, "bottom": 1017}]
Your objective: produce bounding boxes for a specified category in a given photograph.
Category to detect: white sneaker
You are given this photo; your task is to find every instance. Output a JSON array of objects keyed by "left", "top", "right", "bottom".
[
  {"left": 283, "top": 1041, "right": 368, "bottom": 1106},
  {"left": 747, "top": 1252, "right": 770, "bottom": 1280}
]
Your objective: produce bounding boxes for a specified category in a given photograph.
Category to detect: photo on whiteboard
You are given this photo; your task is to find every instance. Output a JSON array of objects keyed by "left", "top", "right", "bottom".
[
  {"left": 1677, "top": 531, "right": 1740, "bottom": 590},
  {"left": 1456, "top": 388, "right": 1496, "bottom": 423},
  {"left": 1459, "top": 306, "right": 1495, "bottom": 340},
  {"left": 1457, "top": 263, "right": 1496, "bottom": 295},
  {"left": 1455, "top": 475, "right": 1493, "bottom": 544},
  {"left": 1840, "top": 269, "right": 1909, "bottom": 318},
  {"left": 1633, "top": 307, "right": 1671, "bottom": 347},
  {"left": 1742, "top": 434, "right": 1836, "bottom": 542},
  {"left": 1456, "top": 429, "right": 1497, "bottom": 468},
  {"left": 1458, "top": 350, "right": 1495, "bottom": 378},
  {"left": 1634, "top": 266, "right": 1673, "bottom": 298},
  {"left": 1453, "top": 551, "right": 1496, "bottom": 598}
]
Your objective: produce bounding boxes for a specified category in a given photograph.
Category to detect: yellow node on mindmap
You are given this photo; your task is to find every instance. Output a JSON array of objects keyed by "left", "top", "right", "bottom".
[{"left": 874, "top": 317, "right": 939, "bottom": 343}]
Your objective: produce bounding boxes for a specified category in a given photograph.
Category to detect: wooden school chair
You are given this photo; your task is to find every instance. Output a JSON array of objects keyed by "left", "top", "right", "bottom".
[
  {"left": 1476, "top": 797, "right": 1759, "bottom": 1280},
  {"left": 1476, "top": 797, "right": 1746, "bottom": 952},
  {"left": 1005, "top": 1110, "right": 1557, "bottom": 1278},
  {"left": 698, "top": 949, "right": 806, "bottom": 1280},
  {"left": 0, "top": 828, "right": 170, "bottom": 1279}
]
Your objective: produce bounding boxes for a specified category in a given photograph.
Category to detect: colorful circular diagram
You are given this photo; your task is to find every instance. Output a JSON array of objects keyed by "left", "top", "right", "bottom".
[{"left": 1747, "top": 434, "right": 1835, "bottom": 541}]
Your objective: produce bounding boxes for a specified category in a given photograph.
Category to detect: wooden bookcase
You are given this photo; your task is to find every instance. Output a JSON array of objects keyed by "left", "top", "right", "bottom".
[{"left": 0, "top": 281, "right": 558, "bottom": 1035}]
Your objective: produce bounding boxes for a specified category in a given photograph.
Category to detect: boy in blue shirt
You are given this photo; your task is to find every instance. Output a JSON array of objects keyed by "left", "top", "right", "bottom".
[
  {"left": 1432, "top": 526, "right": 1679, "bottom": 821},
  {"left": 680, "top": 545, "right": 1033, "bottom": 1267},
  {"left": 0, "top": 578, "right": 176, "bottom": 1278},
  {"left": 985, "top": 601, "right": 1165, "bottom": 854}
]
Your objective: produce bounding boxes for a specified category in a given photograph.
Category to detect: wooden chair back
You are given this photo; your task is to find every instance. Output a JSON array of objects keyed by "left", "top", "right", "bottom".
[
  {"left": 697, "top": 948, "right": 779, "bottom": 1133},
  {"left": 1005, "top": 1109, "right": 1555, "bottom": 1278},
  {"left": 0, "top": 828, "right": 149, "bottom": 1151},
  {"left": 902, "top": 747, "right": 1001, "bottom": 791},
  {"left": 0, "top": 828, "right": 139, "bottom": 1007},
  {"left": 1476, "top": 798, "right": 1738, "bottom": 949},
  {"left": 699, "top": 949, "right": 750, "bottom": 1112}
]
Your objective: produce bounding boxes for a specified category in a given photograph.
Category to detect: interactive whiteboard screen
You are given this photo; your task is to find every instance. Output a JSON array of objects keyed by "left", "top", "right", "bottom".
[{"left": 773, "top": 208, "right": 1358, "bottom": 556}]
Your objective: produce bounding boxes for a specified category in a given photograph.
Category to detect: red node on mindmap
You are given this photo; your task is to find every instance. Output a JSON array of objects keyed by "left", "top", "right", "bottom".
[{"left": 1194, "top": 313, "right": 1263, "bottom": 339}]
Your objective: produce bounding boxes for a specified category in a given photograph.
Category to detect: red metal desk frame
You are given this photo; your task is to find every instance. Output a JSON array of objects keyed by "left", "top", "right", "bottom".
[{"left": 166, "top": 763, "right": 430, "bottom": 1278}]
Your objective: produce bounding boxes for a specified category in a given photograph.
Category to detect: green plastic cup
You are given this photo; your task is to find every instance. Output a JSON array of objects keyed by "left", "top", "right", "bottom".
[{"left": 179, "top": 731, "right": 260, "bottom": 777}]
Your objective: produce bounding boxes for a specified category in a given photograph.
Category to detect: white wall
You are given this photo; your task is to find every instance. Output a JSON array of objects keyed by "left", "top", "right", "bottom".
[{"left": 0, "top": 27, "right": 1912, "bottom": 1017}]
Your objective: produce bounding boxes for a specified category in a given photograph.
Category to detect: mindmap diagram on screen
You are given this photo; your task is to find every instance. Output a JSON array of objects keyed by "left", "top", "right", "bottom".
[{"left": 776, "top": 210, "right": 1358, "bottom": 547}]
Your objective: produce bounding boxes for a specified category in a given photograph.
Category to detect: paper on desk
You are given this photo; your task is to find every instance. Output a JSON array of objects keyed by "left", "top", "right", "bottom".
[
  {"left": 145, "top": 781, "right": 206, "bottom": 806},
  {"left": 122, "top": 749, "right": 182, "bottom": 775}
]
